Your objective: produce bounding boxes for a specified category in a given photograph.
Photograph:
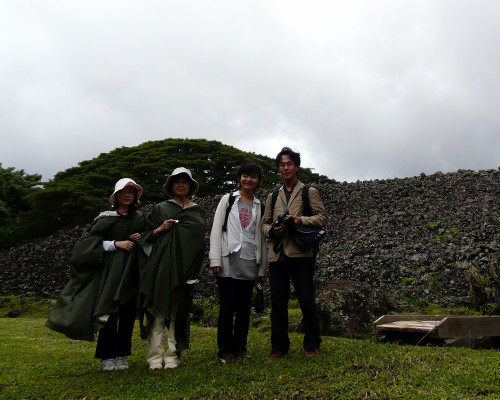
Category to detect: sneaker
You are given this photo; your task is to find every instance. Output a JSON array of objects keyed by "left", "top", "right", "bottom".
[
  {"left": 149, "top": 362, "right": 163, "bottom": 370},
  {"left": 114, "top": 357, "right": 129, "bottom": 370},
  {"left": 99, "top": 358, "right": 117, "bottom": 372},
  {"left": 235, "top": 350, "right": 252, "bottom": 360},
  {"left": 164, "top": 357, "right": 181, "bottom": 369},
  {"left": 219, "top": 352, "right": 236, "bottom": 364}
]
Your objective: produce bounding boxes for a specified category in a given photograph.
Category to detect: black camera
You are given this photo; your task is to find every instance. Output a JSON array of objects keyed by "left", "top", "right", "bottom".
[{"left": 274, "top": 211, "right": 295, "bottom": 229}]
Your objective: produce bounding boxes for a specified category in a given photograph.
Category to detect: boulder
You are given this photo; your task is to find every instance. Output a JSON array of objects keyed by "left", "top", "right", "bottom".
[{"left": 313, "top": 280, "right": 394, "bottom": 338}]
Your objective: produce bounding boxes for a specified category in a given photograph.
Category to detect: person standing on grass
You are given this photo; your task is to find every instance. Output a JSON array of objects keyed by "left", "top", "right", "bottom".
[
  {"left": 262, "top": 147, "right": 328, "bottom": 359},
  {"left": 46, "top": 178, "right": 145, "bottom": 372},
  {"left": 138, "top": 167, "right": 205, "bottom": 370},
  {"left": 209, "top": 163, "right": 268, "bottom": 364}
]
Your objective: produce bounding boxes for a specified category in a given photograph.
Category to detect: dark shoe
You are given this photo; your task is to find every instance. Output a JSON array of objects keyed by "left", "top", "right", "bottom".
[
  {"left": 305, "top": 349, "right": 320, "bottom": 358},
  {"left": 219, "top": 352, "right": 236, "bottom": 364},
  {"left": 266, "top": 351, "right": 285, "bottom": 360},
  {"left": 235, "top": 350, "right": 251, "bottom": 360}
]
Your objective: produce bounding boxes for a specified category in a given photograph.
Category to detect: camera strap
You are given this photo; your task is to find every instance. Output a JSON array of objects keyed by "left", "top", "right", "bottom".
[{"left": 272, "top": 194, "right": 290, "bottom": 255}]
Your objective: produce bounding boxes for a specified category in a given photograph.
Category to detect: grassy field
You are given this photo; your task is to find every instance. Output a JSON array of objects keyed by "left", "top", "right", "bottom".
[{"left": 1, "top": 299, "right": 499, "bottom": 399}]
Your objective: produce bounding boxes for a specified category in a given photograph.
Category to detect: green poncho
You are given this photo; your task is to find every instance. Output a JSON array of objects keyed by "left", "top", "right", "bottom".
[
  {"left": 46, "top": 211, "right": 145, "bottom": 341},
  {"left": 138, "top": 200, "right": 206, "bottom": 319}
]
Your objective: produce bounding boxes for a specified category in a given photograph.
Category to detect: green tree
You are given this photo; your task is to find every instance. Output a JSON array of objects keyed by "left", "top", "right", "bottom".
[
  {"left": 17, "top": 139, "right": 333, "bottom": 242},
  {"left": 0, "top": 164, "right": 42, "bottom": 249}
]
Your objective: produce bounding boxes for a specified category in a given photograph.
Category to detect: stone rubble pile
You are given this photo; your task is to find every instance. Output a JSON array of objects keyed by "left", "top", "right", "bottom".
[{"left": 1, "top": 168, "right": 499, "bottom": 308}]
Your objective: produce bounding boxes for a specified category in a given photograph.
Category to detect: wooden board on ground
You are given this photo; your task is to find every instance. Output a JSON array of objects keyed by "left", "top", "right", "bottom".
[{"left": 374, "top": 315, "right": 500, "bottom": 340}]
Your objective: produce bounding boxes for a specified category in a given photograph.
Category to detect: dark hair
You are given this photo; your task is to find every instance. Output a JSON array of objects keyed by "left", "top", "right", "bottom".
[
  {"left": 238, "top": 163, "right": 262, "bottom": 188},
  {"left": 275, "top": 147, "right": 301, "bottom": 169},
  {"left": 112, "top": 189, "right": 138, "bottom": 215}
]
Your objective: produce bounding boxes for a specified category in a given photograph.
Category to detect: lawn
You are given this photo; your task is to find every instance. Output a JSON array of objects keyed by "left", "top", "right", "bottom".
[{"left": 0, "top": 300, "right": 499, "bottom": 399}]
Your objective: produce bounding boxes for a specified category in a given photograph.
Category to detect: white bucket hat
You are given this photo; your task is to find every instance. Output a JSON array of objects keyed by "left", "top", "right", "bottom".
[
  {"left": 162, "top": 167, "right": 199, "bottom": 199},
  {"left": 109, "top": 178, "right": 143, "bottom": 207}
]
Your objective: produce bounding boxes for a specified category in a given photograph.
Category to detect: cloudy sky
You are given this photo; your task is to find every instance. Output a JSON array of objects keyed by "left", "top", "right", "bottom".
[{"left": 1, "top": 0, "right": 499, "bottom": 183}]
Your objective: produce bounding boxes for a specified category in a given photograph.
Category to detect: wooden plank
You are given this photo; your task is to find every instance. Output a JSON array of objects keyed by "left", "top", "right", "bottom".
[
  {"left": 376, "top": 320, "right": 441, "bottom": 333},
  {"left": 374, "top": 315, "right": 444, "bottom": 326}
]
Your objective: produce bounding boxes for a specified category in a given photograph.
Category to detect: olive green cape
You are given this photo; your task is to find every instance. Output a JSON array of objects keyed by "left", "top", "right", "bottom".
[
  {"left": 46, "top": 211, "right": 145, "bottom": 341},
  {"left": 138, "top": 200, "right": 206, "bottom": 317}
]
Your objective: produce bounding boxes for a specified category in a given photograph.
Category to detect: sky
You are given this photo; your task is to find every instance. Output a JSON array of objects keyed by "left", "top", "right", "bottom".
[{"left": 1, "top": 0, "right": 500, "bottom": 183}]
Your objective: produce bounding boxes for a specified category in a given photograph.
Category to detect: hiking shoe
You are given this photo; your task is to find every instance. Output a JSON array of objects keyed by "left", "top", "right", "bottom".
[
  {"left": 219, "top": 352, "right": 236, "bottom": 364},
  {"left": 99, "top": 358, "right": 117, "bottom": 372},
  {"left": 115, "top": 357, "right": 129, "bottom": 370},
  {"left": 305, "top": 349, "right": 320, "bottom": 358},
  {"left": 266, "top": 351, "right": 286, "bottom": 360}
]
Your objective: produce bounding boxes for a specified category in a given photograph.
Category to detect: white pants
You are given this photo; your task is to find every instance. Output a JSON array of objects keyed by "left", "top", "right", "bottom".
[{"left": 147, "top": 313, "right": 180, "bottom": 366}]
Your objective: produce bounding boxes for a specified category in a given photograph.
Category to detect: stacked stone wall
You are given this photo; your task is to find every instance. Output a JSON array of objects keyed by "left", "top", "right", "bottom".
[{"left": 1, "top": 168, "right": 499, "bottom": 307}]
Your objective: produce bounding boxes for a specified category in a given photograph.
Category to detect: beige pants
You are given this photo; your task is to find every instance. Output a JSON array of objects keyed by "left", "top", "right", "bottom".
[{"left": 147, "top": 313, "right": 180, "bottom": 366}]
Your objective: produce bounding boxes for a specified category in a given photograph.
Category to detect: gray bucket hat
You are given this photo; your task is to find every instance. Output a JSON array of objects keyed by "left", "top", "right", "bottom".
[
  {"left": 109, "top": 178, "right": 143, "bottom": 207},
  {"left": 162, "top": 167, "right": 199, "bottom": 199}
]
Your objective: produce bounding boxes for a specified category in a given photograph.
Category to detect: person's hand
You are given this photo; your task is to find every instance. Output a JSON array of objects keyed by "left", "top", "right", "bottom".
[
  {"left": 155, "top": 219, "right": 177, "bottom": 234},
  {"left": 211, "top": 266, "right": 221, "bottom": 274},
  {"left": 272, "top": 224, "right": 286, "bottom": 236},
  {"left": 115, "top": 240, "right": 135, "bottom": 251},
  {"left": 130, "top": 233, "right": 141, "bottom": 242},
  {"left": 289, "top": 215, "right": 302, "bottom": 226}
]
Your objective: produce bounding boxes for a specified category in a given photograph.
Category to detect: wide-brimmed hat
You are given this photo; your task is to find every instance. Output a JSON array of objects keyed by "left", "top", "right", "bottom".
[
  {"left": 109, "top": 178, "right": 143, "bottom": 206},
  {"left": 162, "top": 167, "right": 199, "bottom": 198}
]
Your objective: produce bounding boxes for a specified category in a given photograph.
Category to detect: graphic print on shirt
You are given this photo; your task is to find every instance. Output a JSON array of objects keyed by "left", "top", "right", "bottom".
[{"left": 239, "top": 203, "right": 253, "bottom": 230}]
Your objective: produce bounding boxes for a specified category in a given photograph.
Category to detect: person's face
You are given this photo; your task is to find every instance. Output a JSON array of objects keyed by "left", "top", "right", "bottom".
[
  {"left": 240, "top": 173, "right": 259, "bottom": 192},
  {"left": 278, "top": 155, "right": 299, "bottom": 181},
  {"left": 172, "top": 175, "right": 191, "bottom": 198},
  {"left": 117, "top": 186, "right": 137, "bottom": 207}
]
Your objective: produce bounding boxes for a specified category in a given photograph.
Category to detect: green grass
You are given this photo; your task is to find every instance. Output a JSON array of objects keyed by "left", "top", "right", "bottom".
[{"left": 1, "top": 302, "right": 499, "bottom": 399}]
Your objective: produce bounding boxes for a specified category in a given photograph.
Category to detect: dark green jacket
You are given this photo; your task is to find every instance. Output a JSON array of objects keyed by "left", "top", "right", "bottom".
[
  {"left": 138, "top": 200, "right": 205, "bottom": 318},
  {"left": 46, "top": 211, "right": 145, "bottom": 341}
]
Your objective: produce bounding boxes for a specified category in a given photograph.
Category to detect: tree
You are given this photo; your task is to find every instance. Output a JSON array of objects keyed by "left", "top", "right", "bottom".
[
  {"left": 0, "top": 164, "right": 42, "bottom": 249},
  {"left": 17, "top": 139, "right": 333, "bottom": 241}
]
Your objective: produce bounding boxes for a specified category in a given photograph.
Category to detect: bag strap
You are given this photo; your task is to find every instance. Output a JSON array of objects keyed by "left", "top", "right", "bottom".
[
  {"left": 223, "top": 193, "right": 265, "bottom": 232},
  {"left": 270, "top": 188, "right": 280, "bottom": 218},
  {"left": 302, "top": 185, "right": 312, "bottom": 216},
  {"left": 222, "top": 193, "right": 236, "bottom": 232}
]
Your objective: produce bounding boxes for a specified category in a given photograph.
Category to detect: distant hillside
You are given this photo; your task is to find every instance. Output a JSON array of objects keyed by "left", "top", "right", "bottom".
[
  {"left": 16, "top": 138, "right": 332, "bottom": 241},
  {"left": 2, "top": 168, "right": 499, "bottom": 308}
]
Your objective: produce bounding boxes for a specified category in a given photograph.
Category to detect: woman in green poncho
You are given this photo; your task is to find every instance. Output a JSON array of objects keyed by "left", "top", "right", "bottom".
[
  {"left": 139, "top": 167, "right": 205, "bottom": 370},
  {"left": 46, "top": 178, "right": 145, "bottom": 372}
]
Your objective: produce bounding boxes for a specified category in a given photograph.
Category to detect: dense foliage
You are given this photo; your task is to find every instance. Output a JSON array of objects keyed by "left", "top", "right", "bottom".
[
  {"left": 0, "top": 164, "right": 42, "bottom": 248},
  {"left": 11, "top": 139, "right": 331, "bottom": 244}
]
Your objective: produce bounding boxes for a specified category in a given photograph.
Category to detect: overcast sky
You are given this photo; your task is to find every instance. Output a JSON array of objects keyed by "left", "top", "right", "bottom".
[{"left": 1, "top": 0, "right": 499, "bottom": 183}]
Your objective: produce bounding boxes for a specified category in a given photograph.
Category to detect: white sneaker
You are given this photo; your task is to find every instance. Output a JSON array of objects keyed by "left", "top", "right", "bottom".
[
  {"left": 164, "top": 357, "right": 180, "bottom": 369},
  {"left": 149, "top": 362, "right": 163, "bottom": 370},
  {"left": 99, "top": 359, "right": 117, "bottom": 372},
  {"left": 115, "top": 357, "right": 129, "bottom": 370}
]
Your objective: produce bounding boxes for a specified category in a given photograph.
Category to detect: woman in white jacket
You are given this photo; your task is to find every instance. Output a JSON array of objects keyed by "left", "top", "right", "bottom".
[{"left": 209, "top": 163, "right": 267, "bottom": 363}]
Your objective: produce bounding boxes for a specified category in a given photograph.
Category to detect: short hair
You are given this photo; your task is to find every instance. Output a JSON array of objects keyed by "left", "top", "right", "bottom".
[
  {"left": 238, "top": 163, "right": 262, "bottom": 188},
  {"left": 275, "top": 147, "right": 301, "bottom": 169}
]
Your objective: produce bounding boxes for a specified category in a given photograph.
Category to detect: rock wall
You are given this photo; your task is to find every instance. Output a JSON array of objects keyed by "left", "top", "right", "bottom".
[{"left": 1, "top": 168, "right": 499, "bottom": 307}]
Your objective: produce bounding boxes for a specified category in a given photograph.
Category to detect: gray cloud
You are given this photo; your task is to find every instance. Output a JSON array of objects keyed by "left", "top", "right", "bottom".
[{"left": 1, "top": 0, "right": 499, "bottom": 182}]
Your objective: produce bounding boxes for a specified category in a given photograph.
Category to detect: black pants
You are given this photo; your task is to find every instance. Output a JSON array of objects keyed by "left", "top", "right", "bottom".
[
  {"left": 94, "top": 295, "right": 137, "bottom": 360},
  {"left": 216, "top": 276, "right": 255, "bottom": 357},
  {"left": 269, "top": 257, "right": 321, "bottom": 353}
]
